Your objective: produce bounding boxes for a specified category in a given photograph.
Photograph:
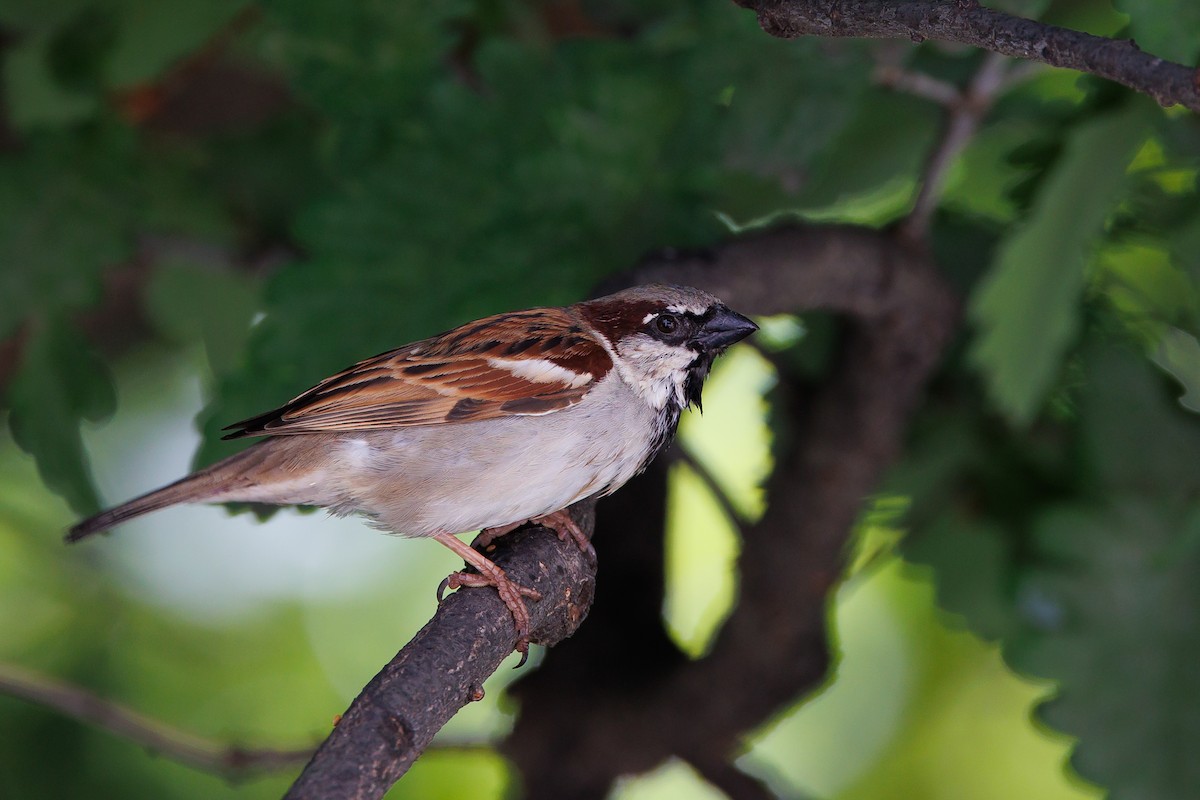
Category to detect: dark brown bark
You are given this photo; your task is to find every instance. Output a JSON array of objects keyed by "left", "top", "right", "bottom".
[
  {"left": 281, "top": 223, "right": 958, "bottom": 800},
  {"left": 735, "top": 0, "right": 1200, "bottom": 112},
  {"left": 283, "top": 503, "right": 597, "bottom": 800},
  {"left": 502, "top": 224, "right": 959, "bottom": 796}
]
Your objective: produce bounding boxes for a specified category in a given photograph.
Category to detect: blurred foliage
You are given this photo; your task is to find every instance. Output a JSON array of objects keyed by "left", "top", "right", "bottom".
[
  {"left": 2, "top": 0, "right": 1200, "bottom": 799},
  {"left": 967, "top": 99, "right": 1154, "bottom": 426}
]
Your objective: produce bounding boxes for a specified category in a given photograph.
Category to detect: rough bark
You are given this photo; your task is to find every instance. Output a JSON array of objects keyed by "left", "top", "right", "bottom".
[
  {"left": 284, "top": 503, "right": 597, "bottom": 800},
  {"left": 735, "top": 0, "right": 1200, "bottom": 112},
  {"left": 282, "top": 223, "right": 959, "bottom": 799},
  {"left": 503, "top": 224, "right": 959, "bottom": 796}
]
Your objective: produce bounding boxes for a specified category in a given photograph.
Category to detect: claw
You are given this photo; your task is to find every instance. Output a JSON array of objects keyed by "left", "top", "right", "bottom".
[
  {"left": 433, "top": 532, "right": 542, "bottom": 665},
  {"left": 532, "top": 509, "right": 595, "bottom": 562},
  {"left": 476, "top": 509, "right": 594, "bottom": 561}
]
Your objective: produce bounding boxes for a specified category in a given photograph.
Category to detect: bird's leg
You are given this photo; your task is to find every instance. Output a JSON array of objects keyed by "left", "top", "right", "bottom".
[
  {"left": 433, "top": 532, "right": 542, "bottom": 663},
  {"left": 475, "top": 509, "right": 595, "bottom": 560}
]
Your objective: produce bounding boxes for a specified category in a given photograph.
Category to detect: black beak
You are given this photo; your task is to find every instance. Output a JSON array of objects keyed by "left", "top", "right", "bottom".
[{"left": 695, "top": 305, "right": 758, "bottom": 352}]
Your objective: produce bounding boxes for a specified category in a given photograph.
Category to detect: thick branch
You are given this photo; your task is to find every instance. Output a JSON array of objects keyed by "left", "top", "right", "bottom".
[
  {"left": 283, "top": 502, "right": 596, "bottom": 800},
  {"left": 737, "top": 0, "right": 1200, "bottom": 112},
  {"left": 504, "top": 223, "right": 959, "bottom": 796}
]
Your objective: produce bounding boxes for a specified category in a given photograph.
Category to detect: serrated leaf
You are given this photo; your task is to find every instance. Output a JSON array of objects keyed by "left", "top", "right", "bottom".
[
  {"left": 6, "top": 319, "right": 116, "bottom": 515},
  {"left": 196, "top": 5, "right": 868, "bottom": 474},
  {"left": 968, "top": 103, "right": 1154, "bottom": 426},
  {"left": 903, "top": 514, "right": 1018, "bottom": 641},
  {"left": 258, "top": 0, "right": 467, "bottom": 170},
  {"left": 1151, "top": 326, "right": 1200, "bottom": 413},
  {"left": 1008, "top": 500, "right": 1200, "bottom": 799},
  {"left": 1113, "top": 0, "right": 1200, "bottom": 64}
]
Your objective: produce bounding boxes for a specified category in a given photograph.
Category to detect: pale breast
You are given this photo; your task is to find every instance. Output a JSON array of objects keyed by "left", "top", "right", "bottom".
[{"left": 330, "top": 371, "right": 662, "bottom": 537}]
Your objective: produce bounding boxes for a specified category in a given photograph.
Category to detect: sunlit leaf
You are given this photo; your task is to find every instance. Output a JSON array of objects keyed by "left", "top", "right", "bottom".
[{"left": 1151, "top": 326, "right": 1200, "bottom": 413}]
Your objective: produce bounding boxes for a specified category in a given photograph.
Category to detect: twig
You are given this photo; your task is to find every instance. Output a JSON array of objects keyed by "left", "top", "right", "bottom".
[
  {"left": 874, "top": 64, "right": 961, "bottom": 106},
  {"left": 735, "top": 0, "right": 1200, "bottom": 112},
  {"left": 900, "top": 51, "right": 1010, "bottom": 240},
  {"left": 666, "top": 445, "right": 751, "bottom": 538},
  {"left": 0, "top": 661, "right": 314, "bottom": 778},
  {"left": 1001, "top": 59, "right": 1046, "bottom": 92}
]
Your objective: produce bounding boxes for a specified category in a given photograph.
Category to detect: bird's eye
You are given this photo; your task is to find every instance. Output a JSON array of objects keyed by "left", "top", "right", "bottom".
[{"left": 654, "top": 314, "right": 679, "bottom": 335}]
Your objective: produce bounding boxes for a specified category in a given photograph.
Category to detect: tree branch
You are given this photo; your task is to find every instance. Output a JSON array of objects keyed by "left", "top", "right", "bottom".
[
  {"left": 283, "top": 501, "right": 597, "bottom": 800},
  {"left": 736, "top": 0, "right": 1200, "bottom": 112},
  {"left": 0, "top": 662, "right": 314, "bottom": 778},
  {"left": 502, "top": 223, "right": 960, "bottom": 796}
]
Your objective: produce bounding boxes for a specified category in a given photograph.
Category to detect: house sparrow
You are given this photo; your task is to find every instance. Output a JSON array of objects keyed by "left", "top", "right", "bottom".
[{"left": 68, "top": 284, "right": 758, "bottom": 657}]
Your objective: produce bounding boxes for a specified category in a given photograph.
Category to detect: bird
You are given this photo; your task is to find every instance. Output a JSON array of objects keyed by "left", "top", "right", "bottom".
[{"left": 67, "top": 284, "right": 758, "bottom": 657}]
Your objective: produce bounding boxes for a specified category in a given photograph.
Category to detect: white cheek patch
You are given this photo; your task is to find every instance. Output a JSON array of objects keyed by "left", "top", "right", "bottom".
[
  {"left": 488, "top": 357, "right": 593, "bottom": 388},
  {"left": 614, "top": 336, "right": 695, "bottom": 409}
]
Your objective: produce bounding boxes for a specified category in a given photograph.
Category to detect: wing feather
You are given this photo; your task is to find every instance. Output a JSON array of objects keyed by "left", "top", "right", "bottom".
[{"left": 222, "top": 307, "right": 612, "bottom": 438}]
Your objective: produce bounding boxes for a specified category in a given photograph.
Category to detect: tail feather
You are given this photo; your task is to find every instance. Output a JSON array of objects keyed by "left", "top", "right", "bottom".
[
  {"left": 66, "top": 473, "right": 219, "bottom": 542},
  {"left": 66, "top": 439, "right": 332, "bottom": 543},
  {"left": 65, "top": 443, "right": 282, "bottom": 543}
]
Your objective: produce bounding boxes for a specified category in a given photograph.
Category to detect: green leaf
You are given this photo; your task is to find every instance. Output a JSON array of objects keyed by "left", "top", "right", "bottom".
[
  {"left": 144, "top": 262, "right": 260, "bottom": 376},
  {"left": 1151, "top": 326, "right": 1200, "bottom": 413},
  {"left": 968, "top": 102, "right": 1154, "bottom": 426},
  {"left": 257, "top": 0, "right": 467, "bottom": 171},
  {"left": 106, "top": 0, "right": 249, "bottom": 86},
  {"left": 1008, "top": 499, "right": 1200, "bottom": 799},
  {"left": 3, "top": 0, "right": 249, "bottom": 128},
  {"left": 6, "top": 318, "right": 116, "bottom": 515},
  {"left": 943, "top": 120, "right": 1042, "bottom": 224},
  {"left": 1, "top": 1, "right": 103, "bottom": 128},
  {"left": 1113, "top": 0, "right": 1200, "bottom": 64},
  {"left": 0, "top": 127, "right": 140, "bottom": 339},
  {"left": 795, "top": 89, "right": 940, "bottom": 216},
  {"left": 1080, "top": 341, "right": 1200, "bottom": 494},
  {"left": 205, "top": 10, "right": 846, "bottom": 465},
  {"left": 903, "top": 514, "right": 1019, "bottom": 642}
]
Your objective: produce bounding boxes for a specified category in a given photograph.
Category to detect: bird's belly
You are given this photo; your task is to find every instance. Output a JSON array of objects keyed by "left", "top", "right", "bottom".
[{"left": 335, "top": 398, "right": 656, "bottom": 537}]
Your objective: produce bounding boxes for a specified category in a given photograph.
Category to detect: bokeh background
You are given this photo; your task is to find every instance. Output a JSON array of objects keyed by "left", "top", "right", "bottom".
[{"left": 2, "top": 1, "right": 1198, "bottom": 798}]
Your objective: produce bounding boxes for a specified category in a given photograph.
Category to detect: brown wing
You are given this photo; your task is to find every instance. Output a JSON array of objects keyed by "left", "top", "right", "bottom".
[{"left": 222, "top": 308, "right": 613, "bottom": 438}]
